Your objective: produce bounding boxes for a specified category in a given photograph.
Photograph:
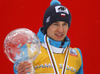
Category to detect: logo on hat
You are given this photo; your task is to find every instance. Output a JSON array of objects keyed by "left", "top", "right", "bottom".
[
  {"left": 61, "top": 13, "right": 66, "bottom": 17},
  {"left": 55, "top": 6, "right": 69, "bottom": 15},
  {"left": 46, "top": 16, "right": 50, "bottom": 23},
  {"left": 58, "top": 6, "right": 66, "bottom": 11}
]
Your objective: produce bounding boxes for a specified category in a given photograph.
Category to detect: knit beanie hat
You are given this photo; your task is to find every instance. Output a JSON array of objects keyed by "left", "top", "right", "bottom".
[{"left": 43, "top": 0, "right": 72, "bottom": 34}]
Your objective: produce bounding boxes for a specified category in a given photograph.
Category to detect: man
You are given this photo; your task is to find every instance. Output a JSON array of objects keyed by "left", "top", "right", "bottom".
[{"left": 14, "top": 0, "right": 83, "bottom": 74}]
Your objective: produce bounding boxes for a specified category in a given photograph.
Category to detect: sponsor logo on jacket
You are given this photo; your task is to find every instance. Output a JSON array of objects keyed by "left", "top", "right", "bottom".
[
  {"left": 34, "top": 63, "right": 76, "bottom": 73},
  {"left": 70, "top": 49, "right": 77, "bottom": 57}
]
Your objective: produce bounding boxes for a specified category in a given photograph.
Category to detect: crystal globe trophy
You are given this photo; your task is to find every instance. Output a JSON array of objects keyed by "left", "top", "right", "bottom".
[{"left": 4, "top": 28, "right": 40, "bottom": 74}]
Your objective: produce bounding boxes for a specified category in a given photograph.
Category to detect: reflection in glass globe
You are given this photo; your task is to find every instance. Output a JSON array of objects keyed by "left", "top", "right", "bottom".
[{"left": 4, "top": 28, "right": 40, "bottom": 63}]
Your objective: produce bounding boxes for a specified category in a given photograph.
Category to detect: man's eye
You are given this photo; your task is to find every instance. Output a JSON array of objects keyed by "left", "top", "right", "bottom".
[
  {"left": 53, "top": 24, "right": 58, "bottom": 25},
  {"left": 63, "top": 23, "right": 68, "bottom": 26}
]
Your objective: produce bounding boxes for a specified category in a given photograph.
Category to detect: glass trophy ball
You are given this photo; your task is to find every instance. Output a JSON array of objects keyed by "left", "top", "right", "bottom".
[{"left": 4, "top": 28, "right": 40, "bottom": 63}]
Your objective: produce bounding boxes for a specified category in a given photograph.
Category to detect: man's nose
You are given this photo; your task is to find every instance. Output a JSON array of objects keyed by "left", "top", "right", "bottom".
[{"left": 57, "top": 26, "right": 64, "bottom": 33}]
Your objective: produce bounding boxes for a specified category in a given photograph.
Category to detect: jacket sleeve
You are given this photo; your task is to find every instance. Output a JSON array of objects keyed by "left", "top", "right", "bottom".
[
  {"left": 76, "top": 48, "right": 84, "bottom": 74},
  {"left": 13, "top": 63, "right": 18, "bottom": 74}
]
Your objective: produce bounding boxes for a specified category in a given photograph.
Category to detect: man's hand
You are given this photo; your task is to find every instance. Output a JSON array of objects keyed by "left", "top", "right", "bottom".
[{"left": 18, "top": 61, "right": 32, "bottom": 74}]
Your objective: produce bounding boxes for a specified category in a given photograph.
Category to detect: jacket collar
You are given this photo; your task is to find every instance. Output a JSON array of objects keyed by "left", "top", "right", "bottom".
[{"left": 41, "top": 43, "right": 67, "bottom": 53}]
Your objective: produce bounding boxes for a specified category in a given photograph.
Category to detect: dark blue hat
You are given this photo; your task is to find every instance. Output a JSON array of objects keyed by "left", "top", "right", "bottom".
[{"left": 43, "top": 0, "right": 71, "bottom": 34}]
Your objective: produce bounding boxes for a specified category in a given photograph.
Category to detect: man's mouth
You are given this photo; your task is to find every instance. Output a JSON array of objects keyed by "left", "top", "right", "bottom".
[{"left": 55, "top": 34, "right": 63, "bottom": 37}]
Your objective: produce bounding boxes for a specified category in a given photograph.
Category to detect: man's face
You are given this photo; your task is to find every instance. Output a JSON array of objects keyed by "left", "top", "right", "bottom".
[{"left": 47, "top": 21, "right": 69, "bottom": 41}]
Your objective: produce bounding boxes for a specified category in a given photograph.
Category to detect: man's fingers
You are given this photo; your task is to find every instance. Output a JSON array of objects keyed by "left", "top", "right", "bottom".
[
  {"left": 18, "top": 61, "right": 31, "bottom": 70},
  {"left": 18, "top": 61, "right": 32, "bottom": 74}
]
